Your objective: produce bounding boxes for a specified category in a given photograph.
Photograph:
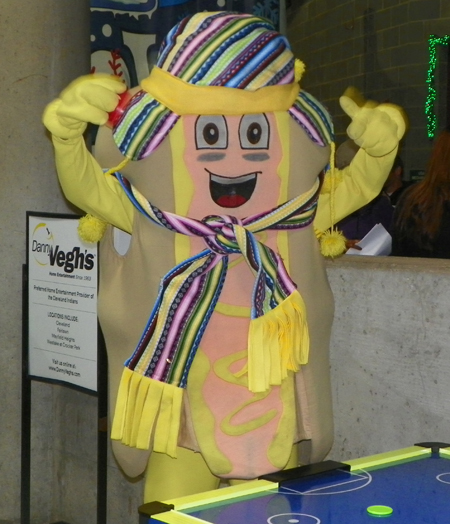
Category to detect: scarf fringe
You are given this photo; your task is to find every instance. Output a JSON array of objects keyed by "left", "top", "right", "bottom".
[
  {"left": 247, "top": 290, "right": 309, "bottom": 393},
  {"left": 111, "top": 367, "right": 183, "bottom": 457},
  {"left": 111, "top": 291, "right": 309, "bottom": 451}
]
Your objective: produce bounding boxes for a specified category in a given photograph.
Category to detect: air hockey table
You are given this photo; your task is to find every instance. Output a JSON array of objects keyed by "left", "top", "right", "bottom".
[{"left": 138, "top": 442, "right": 450, "bottom": 524}]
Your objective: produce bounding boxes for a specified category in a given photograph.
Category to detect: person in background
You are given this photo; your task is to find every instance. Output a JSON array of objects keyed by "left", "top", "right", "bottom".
[
  {"left": 392, "top": 128, "right": 450, "bottom": 258},
  {"left": 383, "top": 155, "right": 411, "bottom": 206}
]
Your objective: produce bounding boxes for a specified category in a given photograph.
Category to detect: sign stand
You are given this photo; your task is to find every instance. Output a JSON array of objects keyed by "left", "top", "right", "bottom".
[
  {"left": 21, "top": 265, "right": 32, "bottom": 524},
  {"left": 21, "top": 213, "right": 108, "bottom": 524}
]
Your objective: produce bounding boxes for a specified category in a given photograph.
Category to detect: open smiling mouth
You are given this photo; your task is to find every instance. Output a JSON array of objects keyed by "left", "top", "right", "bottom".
[{"left": 208, "top": 170, "right": 259, "bottom": 208}]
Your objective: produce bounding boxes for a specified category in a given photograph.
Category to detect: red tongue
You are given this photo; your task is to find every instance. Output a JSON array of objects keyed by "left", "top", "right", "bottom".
[{"left": 216, "top": 195, "right": 247, "bottom": 208}]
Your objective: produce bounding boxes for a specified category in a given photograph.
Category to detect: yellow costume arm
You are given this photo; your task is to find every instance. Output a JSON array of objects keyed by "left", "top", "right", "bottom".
[
  {"left": 315, "top": 91, "right": 406, "bottom": 232},
  {"left": 51, "top": 135, "right": 134, "bottom": 233},
  {"left": 315, "top": 145, "right": 398, "bottom": 232},
  {"left": 43, "top": 74, "right": 133, "bottom": 233}
]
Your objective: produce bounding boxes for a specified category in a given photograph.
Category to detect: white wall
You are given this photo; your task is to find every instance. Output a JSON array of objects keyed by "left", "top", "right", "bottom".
[
  {"left": 0, "top": 1, "right": 93, "bottom": 522},
  {"left": 327, "top": 256, "right": 450, "bottom": 461}
]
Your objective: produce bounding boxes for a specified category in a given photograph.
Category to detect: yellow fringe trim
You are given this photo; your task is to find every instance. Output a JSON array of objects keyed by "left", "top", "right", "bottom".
[
  {"left": 247, "top": 290, "right": 309, "bottom": 393},
  {"left": 111, "top": 368, "right": 183, "bottom": 458},
  {"left": 111, "top": 293, "right": 311, "bottom": 453}
]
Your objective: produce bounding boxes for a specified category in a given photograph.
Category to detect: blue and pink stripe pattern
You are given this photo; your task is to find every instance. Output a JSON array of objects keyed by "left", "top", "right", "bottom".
[{"left": 112, "top": 11, "right": 334, "bottom": 161}]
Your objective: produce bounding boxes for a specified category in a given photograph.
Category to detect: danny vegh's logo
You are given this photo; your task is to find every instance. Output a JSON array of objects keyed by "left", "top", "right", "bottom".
[
  {"left": 31, "top": 222, "right": 95, "bottom": 273},
  {"left": 31, "top": 223, "right": 54, "bottom": 266}
]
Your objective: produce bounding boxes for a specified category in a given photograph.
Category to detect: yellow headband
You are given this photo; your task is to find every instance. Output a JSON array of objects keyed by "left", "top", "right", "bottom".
[{"left": 140, "top": 67, "right": 300, "bottom": 116}]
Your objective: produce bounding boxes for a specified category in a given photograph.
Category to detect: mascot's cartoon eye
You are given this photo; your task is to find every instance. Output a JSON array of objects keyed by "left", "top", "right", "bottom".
[
  {"left": 239, "top": 114, "right": 269, "bottom": 149},
  {"left": 195, "top": 116, "right": 228, "bottom": 149}
]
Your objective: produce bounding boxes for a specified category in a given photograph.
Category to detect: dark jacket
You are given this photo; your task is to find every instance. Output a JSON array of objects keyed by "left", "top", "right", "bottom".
[{"left": 337, "top": 192, "right": 394, "bottom": 240}]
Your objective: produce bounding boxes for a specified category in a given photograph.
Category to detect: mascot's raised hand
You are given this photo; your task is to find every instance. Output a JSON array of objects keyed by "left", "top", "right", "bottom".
[
  {"left": 314, "top": 88, "right": 407, "bottom": 248},
  {"left": 43, "top": 75, "right": 126, "bottom": 139},
  {"left": 340, "top": 88, "right": 406, "bottom": 157}
]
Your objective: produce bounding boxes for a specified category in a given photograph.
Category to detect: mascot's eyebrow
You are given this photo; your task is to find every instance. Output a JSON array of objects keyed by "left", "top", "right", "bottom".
[
  {"left": 197, "top": 152, "right": 227, "bottom": 162},
  {"left": 242, "top": 153, "right": 270, "bottom": 161}
]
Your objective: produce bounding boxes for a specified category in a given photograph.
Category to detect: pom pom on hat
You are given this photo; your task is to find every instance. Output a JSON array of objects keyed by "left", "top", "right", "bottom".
[
  {"left": 78, "top": 214, "right": 107, "bottom": 243},
  {"left": 319, "top": 228, "right": 347, "bottom": 258},
  {"left": 294, "top": 59, "right": 306, "bottom": 83}
]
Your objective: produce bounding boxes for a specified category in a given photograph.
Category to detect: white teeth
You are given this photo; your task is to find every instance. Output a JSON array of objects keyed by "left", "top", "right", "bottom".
[{"left": 209, "top": 172, "right": 258, "bottom": 185}]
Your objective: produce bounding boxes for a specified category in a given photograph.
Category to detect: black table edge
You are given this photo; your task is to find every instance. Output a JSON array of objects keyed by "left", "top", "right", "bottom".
[{"left": 259, "top": 459, "right": 351, "bottom": 484}]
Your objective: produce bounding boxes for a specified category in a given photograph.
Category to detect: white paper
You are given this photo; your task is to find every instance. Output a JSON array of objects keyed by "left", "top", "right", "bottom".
[
  {"left": 346, "top": 223, "right": 392, "bottom": 256},
  {"left": 28, "top": 215, "right": 98, "bottom": 391}
]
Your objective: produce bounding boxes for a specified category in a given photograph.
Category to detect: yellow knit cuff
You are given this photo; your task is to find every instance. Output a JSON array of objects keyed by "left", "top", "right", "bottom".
[{"left": 141, "top": 67, "right": 300, "bottom": 116}]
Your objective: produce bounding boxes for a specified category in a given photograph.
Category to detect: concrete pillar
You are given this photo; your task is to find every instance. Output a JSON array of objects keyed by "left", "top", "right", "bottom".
[{"left": 0, "top": 1, "right": 90, "bottom": 522}]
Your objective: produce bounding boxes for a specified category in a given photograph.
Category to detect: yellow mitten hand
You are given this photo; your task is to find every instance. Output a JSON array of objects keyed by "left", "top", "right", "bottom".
[
  {"left": 43, "top": 74, "right": 127, "bottom": 140},
  {"left": 340, "top": 91, "right": 406, "bottom": 157}
]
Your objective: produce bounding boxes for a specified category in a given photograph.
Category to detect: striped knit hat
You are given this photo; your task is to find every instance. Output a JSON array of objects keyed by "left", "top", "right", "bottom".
[{"left": 112, "top": 11, "right": 334, "bottom": 161}]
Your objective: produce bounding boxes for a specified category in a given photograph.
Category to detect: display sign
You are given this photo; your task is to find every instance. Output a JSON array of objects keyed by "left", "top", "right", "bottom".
[{"left": 27, "top": 213, "right": 99, "bottom": 392}]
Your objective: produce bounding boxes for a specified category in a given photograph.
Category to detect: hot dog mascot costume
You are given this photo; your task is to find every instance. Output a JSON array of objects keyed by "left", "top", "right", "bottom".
[{"left": 43, "top": 12, "right": 405, "bottom": 501}]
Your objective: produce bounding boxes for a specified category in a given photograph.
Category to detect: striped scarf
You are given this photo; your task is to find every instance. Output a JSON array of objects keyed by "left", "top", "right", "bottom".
[{"left": 111, "top": 174, "right": 320, "bottom": 456}]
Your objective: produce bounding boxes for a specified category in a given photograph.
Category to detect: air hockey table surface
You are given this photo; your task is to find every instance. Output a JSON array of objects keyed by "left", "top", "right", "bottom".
[
  {"left": 139, "top": 442, "right": 450, "bottom": 524},
  {"left": 139, "top": 443, "right": 450, "bottom": 524}
]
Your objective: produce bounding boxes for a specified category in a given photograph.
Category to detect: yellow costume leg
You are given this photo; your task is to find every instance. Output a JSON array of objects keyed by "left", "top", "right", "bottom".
[
  {"left": 144, "top": 447, "right": 221, "bottom": 502},
  {"left": 228, "top": 444, "right": 298, "bottom": 487}
]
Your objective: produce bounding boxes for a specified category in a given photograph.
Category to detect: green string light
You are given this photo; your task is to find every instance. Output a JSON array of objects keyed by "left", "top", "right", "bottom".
[{"left": 426, "top": 35, "right": 450, "bottom": 139}]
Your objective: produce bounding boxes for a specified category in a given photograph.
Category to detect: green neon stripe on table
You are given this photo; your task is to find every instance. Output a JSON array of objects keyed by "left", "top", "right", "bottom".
[
  {"left": 347, "top": 446, "right": 431, "bottom": 471},
  {"left": 152, "top": 510, "right": 205, "bottom": 524},
  {"left": 165, "top": 479, "right": 276, "bottom": 511},
  {"left": 151, "top": 480, "right": 279, "bottom": 524},
  {"left": 153, "top": 511, "right": 206, "bottom": 524}
]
